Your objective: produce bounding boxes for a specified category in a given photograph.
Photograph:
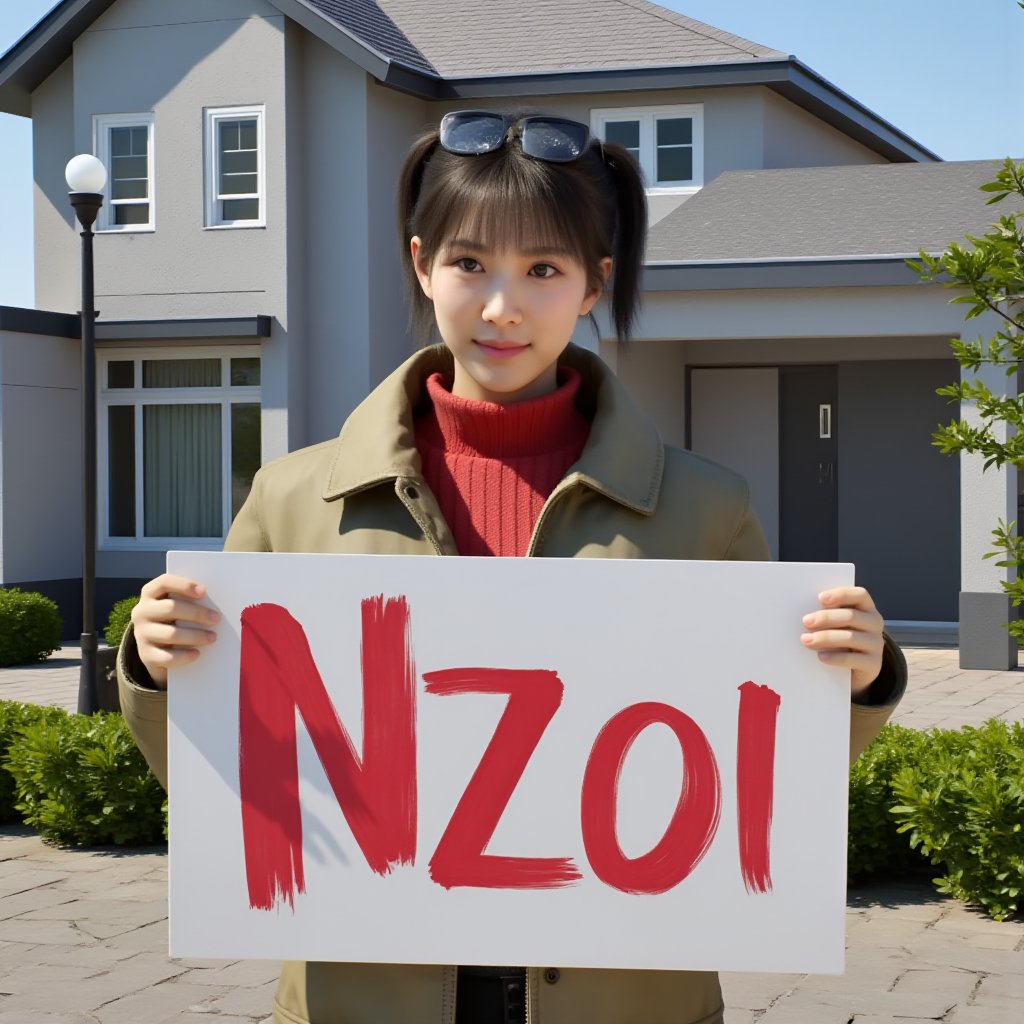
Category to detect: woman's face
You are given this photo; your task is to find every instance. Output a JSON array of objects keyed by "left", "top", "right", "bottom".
[{"left": 411, "top": 235, "right": 610, "bottom": 405}]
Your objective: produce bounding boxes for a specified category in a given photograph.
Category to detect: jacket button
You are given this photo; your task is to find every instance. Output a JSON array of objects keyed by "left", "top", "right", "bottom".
[
  {"left": 404, "top": 485, "right": 420, "bottom": 500},
  {"left": 543, "top": 968, "right": 560, "bottom": 985}
]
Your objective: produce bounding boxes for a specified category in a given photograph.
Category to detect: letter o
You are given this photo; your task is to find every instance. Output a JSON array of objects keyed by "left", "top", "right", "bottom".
[{"left": 581, "top": 702, "right": 721, "bottom": 895}]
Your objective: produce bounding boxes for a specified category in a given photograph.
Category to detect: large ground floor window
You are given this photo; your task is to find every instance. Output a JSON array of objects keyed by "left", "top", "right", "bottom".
[{"left": 99, "top": 347, "right": 261, "bottom": 548}]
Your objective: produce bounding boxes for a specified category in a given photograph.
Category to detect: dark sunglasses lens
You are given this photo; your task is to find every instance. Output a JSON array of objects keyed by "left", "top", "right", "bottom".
[
  {"left": 521, "top": 119, "right": 589, "bottom": 161},
  {"left": 441, "top": 113, "right": 507, "bottom": 154}
]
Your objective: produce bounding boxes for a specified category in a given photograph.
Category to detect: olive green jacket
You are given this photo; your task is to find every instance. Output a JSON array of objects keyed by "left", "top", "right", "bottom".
[{"left": 119, "top": 343, "right": 907, "bottom": 1024}]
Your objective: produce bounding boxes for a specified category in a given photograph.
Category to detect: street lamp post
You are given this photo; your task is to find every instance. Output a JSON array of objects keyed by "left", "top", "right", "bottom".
[{"left": 65, "top": 154, "right": 107, "bottom": 716}]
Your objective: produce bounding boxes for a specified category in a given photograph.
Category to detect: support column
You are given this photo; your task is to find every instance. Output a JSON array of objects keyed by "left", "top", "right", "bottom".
[{"left": 959, "top": 317, "right": 1018, "bottom": 669}]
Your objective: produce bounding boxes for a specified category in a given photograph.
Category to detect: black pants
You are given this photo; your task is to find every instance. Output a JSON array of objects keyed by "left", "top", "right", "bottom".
[{"left": 455, "top": 967, "right": 527, "bottom": 1024}]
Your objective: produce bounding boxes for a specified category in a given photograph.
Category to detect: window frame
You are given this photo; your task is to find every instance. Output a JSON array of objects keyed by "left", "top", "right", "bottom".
[
  {"left": 98, "top": 346, "right": 262, "bottom": 551},
  {"left": 93, "top": 112, "right": 156, "bottom": 233},
  {"left": 591, "top": 104, "right": 704, "bottom": 195},
  {"left": 204, "top": 105, "right": 267, "bottom": 229}
]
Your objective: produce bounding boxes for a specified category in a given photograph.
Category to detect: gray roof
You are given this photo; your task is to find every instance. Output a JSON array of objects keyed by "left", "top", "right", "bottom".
[
  {"left": 305, "top": 0, "right": 437, "bottom": 75},
  {"left": 646, "top": 160, "right": 1018, "bottom": 263},
  {"left": 373, "top": 0, "right": 785, "bottom": 77},
  {"left": 0, "top": 0, "right": 937, "bottom": 162}
]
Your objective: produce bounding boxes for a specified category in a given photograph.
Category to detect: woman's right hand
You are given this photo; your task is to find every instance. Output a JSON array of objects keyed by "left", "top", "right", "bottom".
[{"left": 130, "top": 574, "right": 221, "bottom": 689}]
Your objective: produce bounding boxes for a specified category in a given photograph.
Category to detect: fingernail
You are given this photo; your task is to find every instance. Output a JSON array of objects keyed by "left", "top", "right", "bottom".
[
  {"left": 207, "top": 631, "right": 217, "bottom": 642},
  {"left": 819, "top": 592, "right": 832, "bottom": 604},
  {"left": 801, "top": 633, "right": 814, "bottom": 644},
  {"left": 802, "top": 613, "right": 815, "bottom": 627}
]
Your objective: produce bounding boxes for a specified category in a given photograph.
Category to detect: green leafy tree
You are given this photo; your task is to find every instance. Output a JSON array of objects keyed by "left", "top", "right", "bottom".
[{"left": 909, "top": 155, "right": 1024, "bottom": 641}]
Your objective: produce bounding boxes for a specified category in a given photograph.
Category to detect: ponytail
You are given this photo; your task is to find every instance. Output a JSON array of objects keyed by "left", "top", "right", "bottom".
[{"left": 600, "top": 142, "right": 647, "bottom": 342}]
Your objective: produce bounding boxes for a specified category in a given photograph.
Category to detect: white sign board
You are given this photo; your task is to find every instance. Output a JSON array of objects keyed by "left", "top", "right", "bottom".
[{"left": 166, "top": 552, "right": 854, "bottom": 973}]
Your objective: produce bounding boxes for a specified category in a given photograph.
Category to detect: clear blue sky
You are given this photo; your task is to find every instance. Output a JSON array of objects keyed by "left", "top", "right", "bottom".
[{"left": 1, "top": 0, "right": 1022, "bottom": 309}]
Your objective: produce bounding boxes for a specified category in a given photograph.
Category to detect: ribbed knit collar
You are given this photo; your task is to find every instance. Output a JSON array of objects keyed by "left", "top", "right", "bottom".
[{"left": 419, "top": 367, "right": 589, "bottom": 460}]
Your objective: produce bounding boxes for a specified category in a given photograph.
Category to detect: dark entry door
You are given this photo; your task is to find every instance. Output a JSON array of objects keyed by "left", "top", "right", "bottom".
[{"left": 779, "top": 366, "right": 838, "bottom": 562}]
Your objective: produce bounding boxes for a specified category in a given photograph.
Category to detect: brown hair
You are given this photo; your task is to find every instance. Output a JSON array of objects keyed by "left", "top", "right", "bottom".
[{"left": 397, "top": 111, "right": 647, "bottom": 342}]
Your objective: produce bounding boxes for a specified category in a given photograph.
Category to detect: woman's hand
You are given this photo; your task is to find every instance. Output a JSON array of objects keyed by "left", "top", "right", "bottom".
[
  {"left": 800, "top": 586, "right": 884, "bottom": 700},
  {"left": 130, "top": 574, "right": 221, "bottom": 690}
]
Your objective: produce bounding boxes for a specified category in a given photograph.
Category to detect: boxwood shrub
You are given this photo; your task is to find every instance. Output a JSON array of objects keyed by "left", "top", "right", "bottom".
[
  {"left": 848, "top": 723, "right": 931, "bottom": 883},
  {"left": 104, "top": 595, "right": 140, "bottom": 648},
  {"left": 1, "top": 703, "right": 166, "bottom": 846},
  {"left": 0, "top": 588, "right": 62, "bottom": 667},
  {"left": 0, "top": 701, "right": 67, "bottom": 821},
  {"left": 890, "top": 720, "right": 1024, "bottom": 921}
]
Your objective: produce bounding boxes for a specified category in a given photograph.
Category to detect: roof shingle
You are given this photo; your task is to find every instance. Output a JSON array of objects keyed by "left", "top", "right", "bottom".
[
  {"left": 646, "top": 160, "right": 1018, "bottom": 263},
  {"left": 304, "top": 0, "right": 437, "bottom": 75},
  {"left": 360, "top": 0, "right": 785, "bottom": 77}
]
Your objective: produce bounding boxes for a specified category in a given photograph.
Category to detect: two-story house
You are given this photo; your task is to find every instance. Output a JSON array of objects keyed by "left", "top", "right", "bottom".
[{"left": 0, "top": 0, "right": 1016, "bottom": 667}]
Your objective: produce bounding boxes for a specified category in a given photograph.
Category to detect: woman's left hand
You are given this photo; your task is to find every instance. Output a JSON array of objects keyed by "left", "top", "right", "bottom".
[{"left": 800, "top": 586, "right": 884, "bottom": 700}]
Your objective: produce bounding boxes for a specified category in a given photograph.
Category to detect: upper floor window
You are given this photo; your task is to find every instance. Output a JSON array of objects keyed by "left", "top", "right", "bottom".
[
  {"left": 205, "top": 105, "right": 266, "bottom": 228},
  {"left": 591, "top": 105, "right": 704, "bottom": 193},
  {"left": 94, "top": 113, "right": 155, "bottom": 231}
]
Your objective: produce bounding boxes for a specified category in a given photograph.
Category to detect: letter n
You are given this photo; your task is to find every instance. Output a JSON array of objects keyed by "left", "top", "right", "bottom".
[{"left": 237, "top": 597, "right": 417, "bottom": 911}]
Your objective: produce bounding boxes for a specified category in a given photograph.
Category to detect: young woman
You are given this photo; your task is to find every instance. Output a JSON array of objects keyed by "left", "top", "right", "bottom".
[{"left": 120, "top": 110, "right": 906, "bottom": 1024}]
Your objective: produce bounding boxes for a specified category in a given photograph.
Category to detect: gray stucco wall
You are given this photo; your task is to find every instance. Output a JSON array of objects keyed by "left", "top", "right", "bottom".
[
  {"left": 761, "top": 91, "right": 887, "bottom": 169},
  {"left": 837, "top": 359, "right": 960, "bottom": 621},
  {"left": 293, "top": 32, "right": 372, "bottom": 447},
  {"left": 0, "top": 331, "right": 81, "bottom": 584},
  {"left": 294, "top": 40, "right": 426, "bottom": 447},
  {"left": 366, "top": 83, "right": 429, "bottom": 398},
  {"left": 32, "top": 57, "right": 77, "bottom": 314},
  {"left": 33, "top": 0, "right": 296, "bottom": 459}
]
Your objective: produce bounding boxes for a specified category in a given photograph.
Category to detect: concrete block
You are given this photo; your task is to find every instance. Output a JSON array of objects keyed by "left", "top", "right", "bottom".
[
  {"left": 207, "top": 979, "right": 280, "bottom": 1018},
  {"left": 972, "top": 974, "right": 1024, "bottom": 1008},
  {"left": 947, "top": 1007, "right": 1024, "bottom": 1024},
  {"left": 184, "top": 959, "right": 283, "bottom": 988},
  {"left": 959, "top": 592, "right": 1017, "bottom": 670},
  {"left": 93, "top": 982, "right": 233, "bottom": 1024}
]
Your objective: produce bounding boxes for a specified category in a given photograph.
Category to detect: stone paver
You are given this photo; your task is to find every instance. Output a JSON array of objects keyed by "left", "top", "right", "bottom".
[{"left": 0, "top": 645, "right": 1021, "bottom": 1020}]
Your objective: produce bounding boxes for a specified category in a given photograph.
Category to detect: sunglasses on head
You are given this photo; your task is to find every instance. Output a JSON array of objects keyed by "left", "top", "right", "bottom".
[{"left": 438, "top": 110, "right": 593, "bottom": 163}]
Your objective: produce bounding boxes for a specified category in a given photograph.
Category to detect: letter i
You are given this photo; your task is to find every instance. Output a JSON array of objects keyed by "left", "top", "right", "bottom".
[{"left": 736, "top": 681, "right": 781, "bottom": 894}]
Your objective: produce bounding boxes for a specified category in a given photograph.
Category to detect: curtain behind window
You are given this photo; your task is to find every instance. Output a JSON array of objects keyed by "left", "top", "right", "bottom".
[{"left": 144, "top": 404, "right": 222, "bottom": 537}]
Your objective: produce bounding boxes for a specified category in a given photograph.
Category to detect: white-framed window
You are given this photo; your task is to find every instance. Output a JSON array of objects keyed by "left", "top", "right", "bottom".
[
  {"left": 99, "top": 348, "right": 262, "bottom": 550},
  {"left": 204, "top": 105, "right": 266, "bottom": 228},
  {"left": 94, "top": 113, "right": 155, "bottom": 231},
  {"left": 591, "top": 105, "right": 704, "bottom": 193}
]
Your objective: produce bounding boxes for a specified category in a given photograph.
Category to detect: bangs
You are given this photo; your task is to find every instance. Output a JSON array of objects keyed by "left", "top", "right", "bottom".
[{"left": 416, "top": 152, "right": 604, "bottom": 269}]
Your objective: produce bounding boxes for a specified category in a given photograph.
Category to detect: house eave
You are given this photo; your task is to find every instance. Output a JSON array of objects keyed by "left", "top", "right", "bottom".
[
  {"left": 642, "top": 255, "right": 938, "bottom": 292},
  {"left": 0, "top": 308, "right": 273, "bottom": 341},
  {"left": 95, "top": 316, "right": 273, "bottom": 341},
  {"left": 0, "top": 0, "right": 118, "bottom": 118},
  {"left": 0, "top": 305, "right": 80, "bottom": 338}
]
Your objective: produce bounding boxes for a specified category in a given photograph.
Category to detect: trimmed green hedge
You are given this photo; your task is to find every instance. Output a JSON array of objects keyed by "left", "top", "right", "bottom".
[
  {"left": 0, "top": 702, "right": 67, "bottom": 821},
  {"left": 0, "top": 700, "right": 166, "bottom": 845},
  {"left": 0, "top": 588, "right": 61, "bottom": 667}
]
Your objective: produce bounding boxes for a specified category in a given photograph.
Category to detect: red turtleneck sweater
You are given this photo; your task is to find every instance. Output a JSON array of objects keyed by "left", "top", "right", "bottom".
[{"left": 414, "top": 369, "right": 591, "bottom": 557}]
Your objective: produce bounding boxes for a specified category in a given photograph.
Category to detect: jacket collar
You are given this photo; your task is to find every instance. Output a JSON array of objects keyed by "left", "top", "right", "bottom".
[{"left": 322, "top": 344, "right": 664, "bottom": 515}]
